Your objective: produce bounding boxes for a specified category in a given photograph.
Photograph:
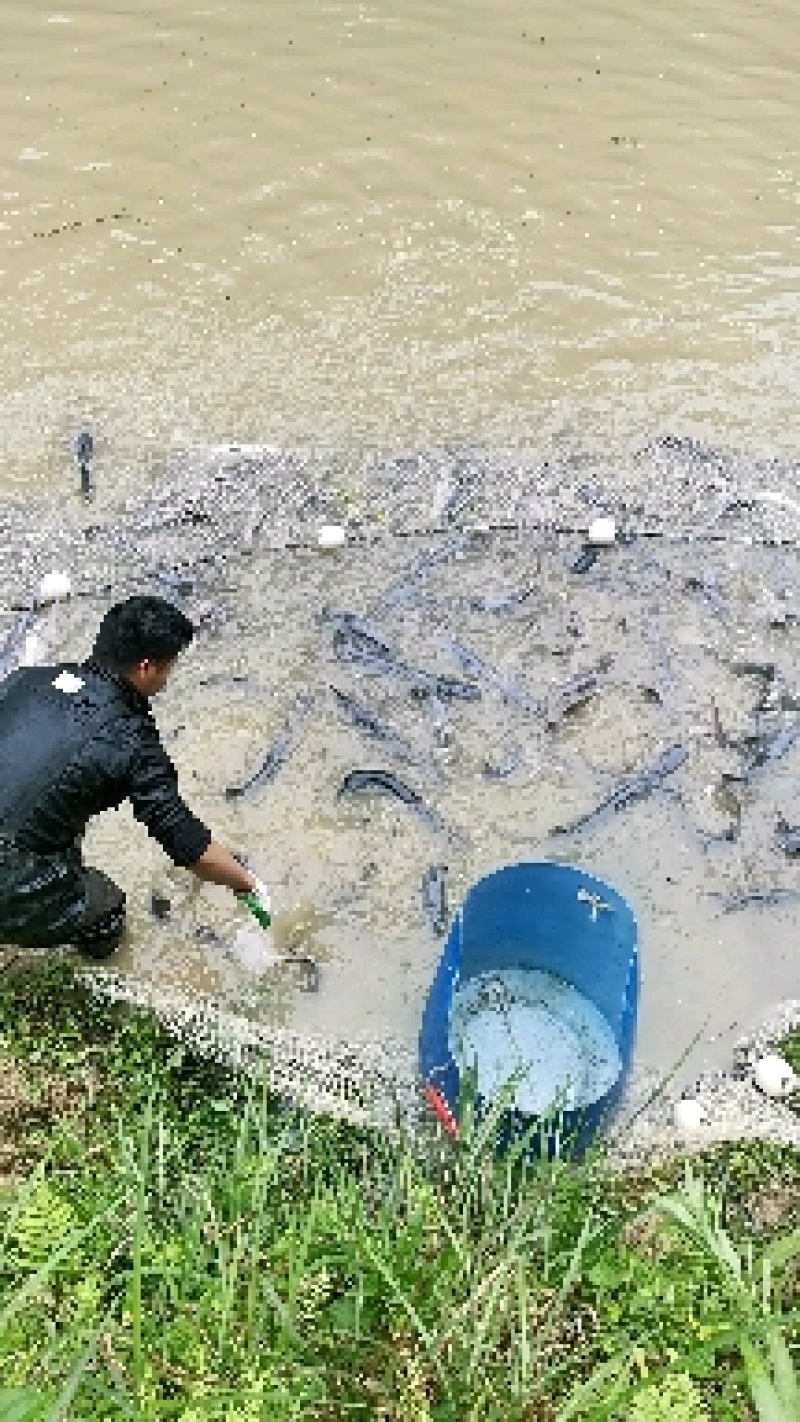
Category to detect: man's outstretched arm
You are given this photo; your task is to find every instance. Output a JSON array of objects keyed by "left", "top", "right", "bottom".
[{"left": 190, "top": 839, "right": 255, "bottom": 894}]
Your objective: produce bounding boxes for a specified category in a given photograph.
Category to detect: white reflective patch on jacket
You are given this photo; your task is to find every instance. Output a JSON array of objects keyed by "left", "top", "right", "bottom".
[{"left": 52, "top": 671, "right": 85, "bottom": 694}]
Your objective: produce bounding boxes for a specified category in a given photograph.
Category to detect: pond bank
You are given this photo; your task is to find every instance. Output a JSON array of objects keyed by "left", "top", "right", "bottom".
[
  {"left": 0, "top": 959, "right": 797, "bottom": 1418},
  {"left": 605, "top": 1000, "right": 800, "bottom": 1171},
  {"left": 2, "top": 950, "right": 798, "bottom": 1165},
  {"left": 77, "top": 960, "right": 800, "bottom": 1168}
]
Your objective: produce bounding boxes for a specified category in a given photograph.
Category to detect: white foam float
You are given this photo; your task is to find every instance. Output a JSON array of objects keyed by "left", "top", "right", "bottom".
[
  {"left": 317, "top": 525, "right": 346, "bottom": 551},
  {"left": 38, "top": 570, "right": 72, "bottom": 603},
  {"left": 587, "top": 517, "right": 616, "bottom": 546},
  {"left": 673, "top": 1097, "right": 708, "bottom": 1133},
  {"left": 753, "top": 1052, "right": 798, "bottom": 1098}
]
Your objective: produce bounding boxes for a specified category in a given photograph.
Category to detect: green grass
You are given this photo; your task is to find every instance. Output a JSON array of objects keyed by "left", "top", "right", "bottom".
[
  {"left": 0, "top": 961, "right": 797, "bottom": 1419},
  {"left": 776, "top": 1027, "right": 800, "bottom": 1080}
]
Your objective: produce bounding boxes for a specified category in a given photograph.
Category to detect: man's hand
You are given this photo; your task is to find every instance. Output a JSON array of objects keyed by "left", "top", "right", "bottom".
[
  {"left": 190, "top": 842, "right": 273, "bottom": 917},
  {"left": 242, "top": 875, "right": 272, "bottom": 919}
]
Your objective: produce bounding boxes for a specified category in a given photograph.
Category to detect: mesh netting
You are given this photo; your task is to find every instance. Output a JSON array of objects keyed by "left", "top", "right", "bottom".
[
  {"left": 79, "top": 966, "right": 421, "bottom": 1131},
  {"left": 3, "top": 433, "right": 800, "bottom": 1137}
]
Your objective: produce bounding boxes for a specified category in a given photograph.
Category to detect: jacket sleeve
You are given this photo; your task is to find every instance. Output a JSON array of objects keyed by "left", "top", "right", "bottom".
[{"left": 128, "top": 728, "right": 212, "bottom": 867}]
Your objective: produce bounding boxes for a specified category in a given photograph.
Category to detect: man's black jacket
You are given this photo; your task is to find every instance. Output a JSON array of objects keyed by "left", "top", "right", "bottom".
[{"left": 0, "top": 658, "right": 211, "bottom": 865}]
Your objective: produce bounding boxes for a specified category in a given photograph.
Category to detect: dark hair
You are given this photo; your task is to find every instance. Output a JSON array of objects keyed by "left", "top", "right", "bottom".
[{"left": 91, "top": 596, "right": 194, "bottom": 674}]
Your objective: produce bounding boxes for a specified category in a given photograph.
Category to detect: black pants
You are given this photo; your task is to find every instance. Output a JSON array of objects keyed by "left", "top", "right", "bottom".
[{"left": 0, "top": 840, "right": 126, "bottom": 959}]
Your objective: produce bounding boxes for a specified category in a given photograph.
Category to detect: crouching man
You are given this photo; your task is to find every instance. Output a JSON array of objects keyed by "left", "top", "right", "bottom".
[{"left": 0, "top": 595, "right": 270, "bottom": 957}]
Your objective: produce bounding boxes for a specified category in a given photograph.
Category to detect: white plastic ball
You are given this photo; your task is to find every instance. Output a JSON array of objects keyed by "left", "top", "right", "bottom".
[
  {"left": 38, "top": 570, "right": 72, "bottom": 603},
  {"left": 673, "top": 1098, "right": 708, "bottom": 1133},
  {"left": 753, "top": 1053, "right": 798, "bottom": 1099}
]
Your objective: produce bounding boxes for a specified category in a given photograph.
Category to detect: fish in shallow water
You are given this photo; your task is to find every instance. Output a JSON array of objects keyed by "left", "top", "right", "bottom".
[
  {"left": 225, "top": 693, "right": 315, "bottom": 800},
  {"left": 337, "top": 768, "right": 449, "bottom": 835},
  {"left": 421, "top": 864, "right": 449, "bottom": 935},
  {"left": 551, "top": 744, "right": 688, "bottom": 835},
  {"left": 0, "top": 604, "right": 37, "bottom": 683},
  {"left": 440, "top": 476, "right": 476, "bottom": 524},
  {"left": 329, "top": 610, "right": 480, "bottom": 701},
  {"left": 409, "top": 669, "right": 482, "bottom": 703},
  {"left": 775, "top": 818, "right": 800, "bottom": 855},
  {"left": 685, "top": 571, "right": 728, "bottom": 619},
  {"left": 545, "top": 660, "right": 612, "bottom": 728},
  {"left": 426, "top": 693, "right": 454, "bottom": 749},
  {"left": 746, "top": 718, "right": 800, "bottom": 774},
  {"left": 327, "top": 611, "right": 395, "bottom": 664},
  {"left": 74, "top": 430, "right": 93, "bottom": 500},
  {"left": 483, "top": 743, "right": 525, "bottom": 779},
  {"left": 379, "top": 535, "right": 479, "bottom": 608},
  {"left": 329, "top": 685, "right": 437, "bottom": 776},
  {"left": 767, "top": 603, "right": 800, "bottom": 630},
  {"left": 468, "top": 585, "right": 536, "bottom": 613},
  {"left": 730, "top": 659, "right": 776, "bottom": 682},
  {"left": 729, "top": 660, "right": 783, "bottom": 716},
  {"left": 570, "top": 546, "right": 598, "bottom": 575},
  {"left": 443, "top": 637, "right": 537, "bottom": 712},
  {"left": 710, "top": 887, "right": 800, "bottom": 913},
  {"left": 412, "top": 533, "right": 480, "bottom": 578},
  {"left": 645, "top": 433, "right": 730, "bottom": 468},
  {"left": 153, "top": 568, "right": 195, "bottom": 599}
]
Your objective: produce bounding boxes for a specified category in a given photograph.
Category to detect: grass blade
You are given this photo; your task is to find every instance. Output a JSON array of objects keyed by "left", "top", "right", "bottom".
[
  {"left": 741, "top": 1338, "right": 791, "bottom": 1422},
  {"left": 0, "top": 1389, "right": 49, "bottom": 1422},
  {"left": 44, "top": 1310, "right": 116, "bottom": 1422},
  {"left": 357, "top": 1231, "right": 452, "bottom": 1403}
]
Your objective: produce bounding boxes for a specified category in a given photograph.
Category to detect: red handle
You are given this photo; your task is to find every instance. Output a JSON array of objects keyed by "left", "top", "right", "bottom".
[{"left": 423, "top": 1085, "right": 459, "bottom": 1138}]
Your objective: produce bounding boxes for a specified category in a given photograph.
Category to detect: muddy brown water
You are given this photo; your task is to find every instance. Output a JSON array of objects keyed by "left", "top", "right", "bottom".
[{"left": 2, "top": 2, "right": 800, "bottom": 1097}]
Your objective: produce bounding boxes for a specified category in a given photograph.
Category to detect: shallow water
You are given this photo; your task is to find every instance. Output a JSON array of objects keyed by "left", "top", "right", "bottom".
[
  {"left": 2, "top": 2, "right": 800, "bottom": 1096},
  {"left": 2, "top": 488, "right": 791, "bottom": 1099}
]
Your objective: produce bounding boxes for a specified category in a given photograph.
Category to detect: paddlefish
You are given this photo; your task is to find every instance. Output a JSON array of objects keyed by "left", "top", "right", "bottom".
[
  {"left": 468, "top": 585, "right": 535, "bottom": 613},
  {"left": 749, "top": 718, "right": 800, "bottom": 770},
  {"left": 225, "top": 693, "right": 315, "bottom": 800},
  {"left": 427, "top": 693, "right": 454, "bottom": 748},
  {"left": 551, "top": 744, "right": 688, "bottom": 835},
  {"left": 647, "top": 433, "right": 729, "bottom": 466},
  {"left": 74, "top": 430, "right": 93, "bottom": 500},
  {"left": 570, "top": 546, "right": 598, "bottom": 575},
  {"left": 685, "top": 572, "right": 728, "bottom": 619},
  {"left": 482, "top": 743, "right": 524, "bottom": 779},
  {"left": 729, "top": 661, "right": 784, "bottom": 717},
  {"left": 328, "top": 611, "right": 394, "bottom": 660},
  {"left": 380, "top": 535, "right": 478, "bottom": 608}
]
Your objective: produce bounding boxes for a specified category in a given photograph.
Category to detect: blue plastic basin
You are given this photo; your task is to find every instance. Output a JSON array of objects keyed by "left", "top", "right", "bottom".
[{"left": 419, "top": 861, "right": 639, "bottom": 1157}]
